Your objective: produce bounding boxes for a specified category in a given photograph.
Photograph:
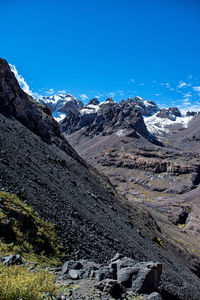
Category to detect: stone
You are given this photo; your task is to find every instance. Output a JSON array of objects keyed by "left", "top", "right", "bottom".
[
  {"left": 68, "top": 269, "right": 83, "bottom": 280},
  {"left": 131, "top": 262, "right": 162, "bottom": 294},
  {"left": 110, "top": 252, "right": 124, "bottom": 262},
  {"left": 3, "top": 254, "right": 23, "bottom": 266},
  {"left": 95, "top": 266, "right": 114, "bottom": 282},
  {"left": 148, "top": 292, "right": 163, "bottom": 300},
  {"left": 113, "top": 257, "right": 136, "bottom": 271},
  {"left": 62, "top": 260, "right": 83, "bottom": 275},
  {"left": 95, "top": 279, "right": 123, "bottom": 299},
  {"left": 117, "top": 267, "right": 139, "bottom": 288}
]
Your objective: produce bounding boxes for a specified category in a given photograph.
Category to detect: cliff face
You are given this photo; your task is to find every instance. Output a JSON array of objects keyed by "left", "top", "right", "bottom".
[
  {"left": 0, "top": 59, "right": 59, "bottom": 141},
  {"left": 0, "top": 59, "right": 83, "bottom": 162}
]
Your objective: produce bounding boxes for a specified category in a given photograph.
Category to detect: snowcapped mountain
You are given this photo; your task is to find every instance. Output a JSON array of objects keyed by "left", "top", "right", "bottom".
[
  {"left": 38, "top": 93, "right": 83, "bottom": 121},
  {"left": 144, "top": 111, "right": 194, "bottom": 136},
  {"left": 38, "top": 93, "right": 196, "bottom": 139}
]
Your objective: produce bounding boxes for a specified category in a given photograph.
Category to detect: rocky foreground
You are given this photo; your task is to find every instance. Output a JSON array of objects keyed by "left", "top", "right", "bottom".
[{"left": 1, "top": 253, "right": 163, "bottom": 299}]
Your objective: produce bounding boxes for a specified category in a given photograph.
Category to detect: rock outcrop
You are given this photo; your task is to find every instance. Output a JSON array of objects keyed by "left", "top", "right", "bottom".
[
  {"left": 156, "top": 107, "right": 182, "bottom": 121},
  {"left": 58, "top": 254, "right": 162, "bottom": 299}
]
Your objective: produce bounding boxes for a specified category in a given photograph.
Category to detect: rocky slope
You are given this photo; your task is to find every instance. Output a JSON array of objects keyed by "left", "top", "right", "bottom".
[{"left": 1, "top": 58, "right": 200, "bottom": 299}]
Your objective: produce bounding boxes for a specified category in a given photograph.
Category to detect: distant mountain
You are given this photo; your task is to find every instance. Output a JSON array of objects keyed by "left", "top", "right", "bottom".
[
  {"left": 144, "top": 108, "right": 194, "bottom": 137},
  {"left": 38, "top": 93, "right": 83, "bottom": 121},
  {"left": 60, "top": 96, "right": 163, "bottom": 146},
  {"left": 38, "top": 93, "right": 196, "bottom": 140}
]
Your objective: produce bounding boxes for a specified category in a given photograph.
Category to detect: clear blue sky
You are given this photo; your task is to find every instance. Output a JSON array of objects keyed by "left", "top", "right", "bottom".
[{"left": 1, "top": 0, "right": 200, "bottom": 111}]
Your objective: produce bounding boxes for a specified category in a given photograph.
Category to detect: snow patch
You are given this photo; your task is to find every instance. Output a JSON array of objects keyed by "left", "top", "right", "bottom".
[
  {"left": 144, "top": 114, "right": 193, "bottom": 135},
  {"left": 115, "top": 129, "right": 127, "bottom": 136},
  {"left": 79, "top": 104, "right": 100, "bottom": 115}
]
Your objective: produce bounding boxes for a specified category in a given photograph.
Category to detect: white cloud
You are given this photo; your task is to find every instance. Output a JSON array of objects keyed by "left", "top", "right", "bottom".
[
  {"left": 9, "top": 64, "right": 32, "bottom": 96},
  {"left": 178, "top": 81, "right": 187, "bottom": 88},
  {"left": 179, "top": 104, "right": 200, "bottom": 114},
  {"left": 183, "top": 93, "right": 192, "bottom": 98},
  {"left": 45, "top": 88, "right": 55, "bottom": 95},
  {"left": 129, "top": 78, "right": 135, "bottom": 83},
  {"left": 140, "top": 83, "right": 144, "bottom": 86},
  {"left": 160, "top": 82, "right": 171, "bottom": 89},
  {"left": 193, "top": 86, "right": 200, "bottom": 92},
  {"left": 108, "top": 92, "right": 115, "bottom": 98},
  {"left": 80, "top": 93, "right": 89, "bottom": 101},
  {"left": 182, "top": 98, "right": 191, "bottom": 105},
  {"left": 187, "top": 74, "right": 193, "bottom": 80},
  {"left": 177, "top": 81, "right": 191, "bottom": 89},
  {"left": 58, "top": 90, "right": 67, "bottom": 94}
]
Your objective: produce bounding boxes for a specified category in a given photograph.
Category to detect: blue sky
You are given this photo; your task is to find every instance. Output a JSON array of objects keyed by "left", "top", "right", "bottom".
[{"left": 1, "top": 0, "right": 200, "bottom": 111}]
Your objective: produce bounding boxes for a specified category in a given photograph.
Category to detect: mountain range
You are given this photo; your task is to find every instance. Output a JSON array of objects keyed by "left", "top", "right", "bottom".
[{"left": 1, "top": 58, "right": 200, "bottom": 299}]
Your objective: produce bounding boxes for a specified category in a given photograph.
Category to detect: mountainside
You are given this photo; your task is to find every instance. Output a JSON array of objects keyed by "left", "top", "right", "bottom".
[{"left": 1, "top": 58, "right": 200, "bottom": 299}]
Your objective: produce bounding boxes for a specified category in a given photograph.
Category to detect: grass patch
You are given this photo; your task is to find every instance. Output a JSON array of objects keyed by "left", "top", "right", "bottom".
[
  {"left": 0, "top": 264, "right": 56, "bottom": 300},
  {"left": 57, "top": 283, "right": 81, "bottom": 295},
  {"left": 0, "top": 191, "right": 65, "bottom": 266},
  {"left": 153, "top": 237, "right": 163, "bottom": 247},
  {"left": 177, "top": 223, "right": 186, "bottom": 229}
]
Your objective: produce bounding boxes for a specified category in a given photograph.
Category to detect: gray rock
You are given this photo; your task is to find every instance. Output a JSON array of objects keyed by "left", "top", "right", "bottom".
[
  {"left": 148, "top": 292, "right": 163, "bottom": 300},
  {"left": 110, "top": 252, "right": 124, "bottom": 262},
  {"left": 62, "top": 260, "right": 83, "bottom": 275},
  {"left": 68, "top": 269, "right": 83, "bottom": 280},
  {"left": 95, "top": 266, "right": 114, "bottom": 282},
  {"left": 95, "top": 279, "right": 123, "bottom": 299},
  {"left": 3, "top": 254, "right": 23, "bottom": 266},
  {"left": 131, "top": 262, "right": 162, "bottom": 294},
  {"left": 113, "top": 256, "right": 136, "bottom": 271},
  {"left": 117, "top": 267, "right": 139, "bottom": 288}
]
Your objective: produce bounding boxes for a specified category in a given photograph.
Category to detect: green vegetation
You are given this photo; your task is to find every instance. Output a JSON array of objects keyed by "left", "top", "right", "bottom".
[
  {"left": 0, "top": 264, "right": 56, "bottom": 300},
  {"left": 125, "top": 292, "right": 143, "bottom": 300},
  {"left": 0, "top": 191, "right": 67, "bottom": 299},
  {"left": 153, "top": 237, "right": 163, "bottom": 247},
  {"left": 58, "top": 283, "right": 81, "bottom": 295},
  {"left": 0, "top": 191, "right": 65, "bottom": 266},
  {"left": 177, "top": 223, "right": 186, "bottom": 229}
]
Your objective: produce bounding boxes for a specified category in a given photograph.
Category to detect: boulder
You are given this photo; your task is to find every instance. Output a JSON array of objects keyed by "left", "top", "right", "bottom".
[
  {"left": 130, "top": 262, "right": 162, "bottom": 294},
  {"left": 3, "top": 254, "right": 23, "bottom": 266},
  {"left": 117, "top": 267, "right": 139, "bottom": 288},
  {"left": 68, "top": 269, "right": 83, "bottom": 280},
  {"left": 62, "top": 260, "right": 83, "bottom": 275},
  {"left": 95, "top": 279, "right": 124, "bottom": 299},
  {"left": 95, "top": 266, "right": 114, "bottom": 282},
  {"left": 148, "top": 292, "right": 163, "bottom": 300}
]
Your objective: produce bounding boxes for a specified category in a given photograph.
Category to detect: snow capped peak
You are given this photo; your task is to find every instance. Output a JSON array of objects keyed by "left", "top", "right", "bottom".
[
  {"left": 40, "top": 93, "right": 77, "bottom": 103},
  {"left": 38, "top": 93, "right": 83, "bottom": 122},
  {"left": 134, "top": 96, "right": 143, "bottom": 101},
  {"left": 133, "top": 96, "right": 160, "bottom": 116},
  {"left": 144, "top": 113, "right": 193, "bottom": 136}
]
